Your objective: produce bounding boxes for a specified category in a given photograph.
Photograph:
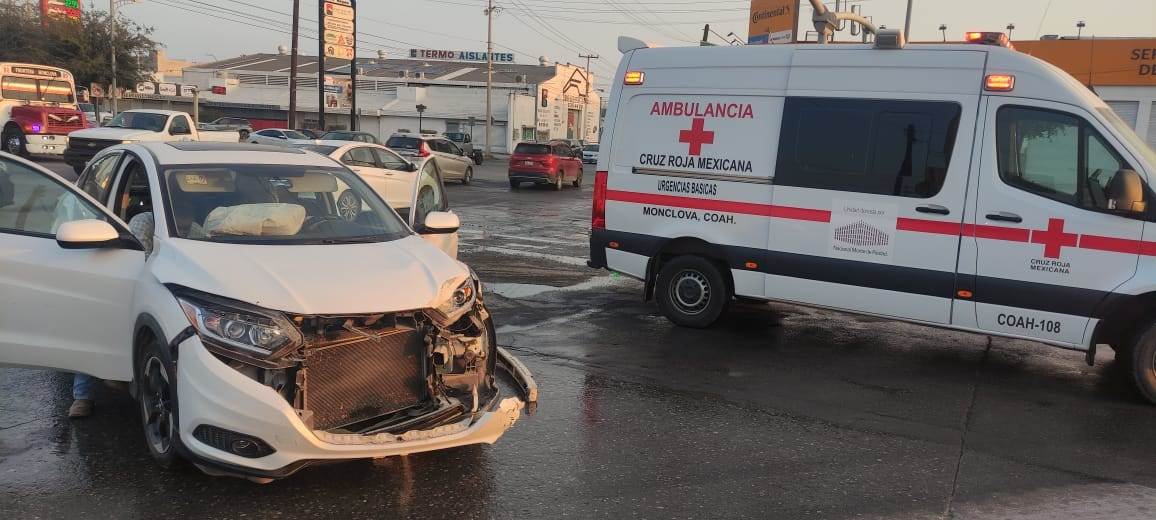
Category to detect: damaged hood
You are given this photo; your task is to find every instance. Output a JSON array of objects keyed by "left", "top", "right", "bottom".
[{"left": 151, "top": 235, "right": 469, "bottom": 315}]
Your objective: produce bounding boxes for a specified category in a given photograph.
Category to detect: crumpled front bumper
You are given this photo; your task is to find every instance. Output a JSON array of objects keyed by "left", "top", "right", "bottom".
[{"left": 176, "top": 335, "right": 537, "bottom": 480}]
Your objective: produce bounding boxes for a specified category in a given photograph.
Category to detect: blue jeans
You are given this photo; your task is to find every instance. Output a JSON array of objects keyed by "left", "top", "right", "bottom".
[{"left": 73, "top": 373, "right": 96, "bottom": 400}]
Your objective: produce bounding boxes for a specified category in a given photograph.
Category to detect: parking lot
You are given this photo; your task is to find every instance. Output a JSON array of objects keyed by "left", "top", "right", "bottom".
[{"left": 3, "top": 158, "right": 1156, "bottom": 519}]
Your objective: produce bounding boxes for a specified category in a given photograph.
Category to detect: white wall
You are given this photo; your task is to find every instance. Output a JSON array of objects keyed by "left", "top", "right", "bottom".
[{"left": 1096, "top": 85, "right": 1156, "bottom": 149}]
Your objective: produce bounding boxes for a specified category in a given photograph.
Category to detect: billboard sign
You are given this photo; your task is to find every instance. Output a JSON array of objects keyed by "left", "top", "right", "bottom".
[
  {"left": 409, "top": 49, "right": 515, "bottom": 63},
  {"left": 135, "top": 82, "right": 156, "bottom": 95},
  {"left": 325, "top": 43, "right": 355, "bottom": 60},
  {"left": 324, "top": 30, "right": 355, "bottom": 47},
  {"left": 323, "top": 1, "right": 354, "bottom": 21},
  {"left": 748, "top": 0, "right": 799, "bottom": 44},
  {"left": 323, "top": 17, "right": 354, "bottom": 34},
  {"left": 41, "top": 0, "right": 82, "bottom": 21}
]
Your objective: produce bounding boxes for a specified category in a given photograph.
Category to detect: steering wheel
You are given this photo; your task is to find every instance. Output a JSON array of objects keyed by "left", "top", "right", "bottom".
[
  {"left": 302, "top": 215, "right": 346, "bottom": 233},
  {"left": 1084, "top": 168, "right": 1106, "bottom": 208}
]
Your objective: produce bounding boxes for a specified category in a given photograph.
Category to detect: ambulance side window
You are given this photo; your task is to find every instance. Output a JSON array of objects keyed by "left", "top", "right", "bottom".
[
  {"left": 775, "top": 98, "right": 962, "bottom": 198},
  {"left": 996, "top": 106, "right": 1133, "bottom": 212}
]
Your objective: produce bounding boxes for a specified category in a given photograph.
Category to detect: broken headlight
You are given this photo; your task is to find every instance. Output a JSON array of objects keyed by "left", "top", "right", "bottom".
[
  {"left": 171, "top": 287, "right": 303, "bottom": 368},
  {"left": 428, "top": 272, "right": 479, "bottom": 326}
]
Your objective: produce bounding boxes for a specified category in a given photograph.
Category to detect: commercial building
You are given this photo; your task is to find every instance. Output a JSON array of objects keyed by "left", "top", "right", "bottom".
[{"left": 145, "top": 51, "right": 602, "bottom": 153}]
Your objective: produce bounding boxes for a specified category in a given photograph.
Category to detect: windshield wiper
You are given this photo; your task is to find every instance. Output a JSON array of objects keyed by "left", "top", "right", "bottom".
[{"left": 318, "top": 236, "right": 384, "bottom": 245}]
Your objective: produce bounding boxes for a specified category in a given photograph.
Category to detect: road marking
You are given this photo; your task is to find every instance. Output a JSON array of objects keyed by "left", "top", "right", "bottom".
[{"left": 460, "top": 244, "right": 589, "bottom": 266}]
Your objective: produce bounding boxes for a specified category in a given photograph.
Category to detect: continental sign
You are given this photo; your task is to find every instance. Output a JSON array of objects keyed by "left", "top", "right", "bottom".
[
  {"left": 1015, "top": 39, "right": 1156, "bottom": 86},
  {"left": 748, "top": 0, "right": 798, "bottom": 45}
]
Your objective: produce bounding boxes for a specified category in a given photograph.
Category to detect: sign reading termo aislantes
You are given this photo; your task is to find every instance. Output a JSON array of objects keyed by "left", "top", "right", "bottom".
[{"left": 409, "top": 49, "right": 515, "bottom": 63}]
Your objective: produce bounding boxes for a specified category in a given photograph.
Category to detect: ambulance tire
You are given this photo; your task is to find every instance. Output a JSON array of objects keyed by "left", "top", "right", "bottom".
[
  {"left": 656, "top": 255, "right": 730, "bottom": 328},
  {"left": 1125, "top": 323, "right": 1156, "bottom": 404}
]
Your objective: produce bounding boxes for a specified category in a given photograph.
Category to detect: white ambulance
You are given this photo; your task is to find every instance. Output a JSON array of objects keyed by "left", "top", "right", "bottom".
[{"left": 588, "top": 32, "right": 1156, "bottom": 403}]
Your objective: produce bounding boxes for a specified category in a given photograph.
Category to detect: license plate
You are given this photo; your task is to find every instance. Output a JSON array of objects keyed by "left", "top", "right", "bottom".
[{"left": 523, "top": 160, "right": 534, "bottom": 166}]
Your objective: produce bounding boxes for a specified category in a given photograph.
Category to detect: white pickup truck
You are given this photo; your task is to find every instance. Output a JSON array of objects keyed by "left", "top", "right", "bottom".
[{"left": 64, "top": 109, "right": 239, "bottom": 174}]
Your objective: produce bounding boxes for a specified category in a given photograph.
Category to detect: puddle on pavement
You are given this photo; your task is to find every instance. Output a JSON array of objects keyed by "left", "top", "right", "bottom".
[{"left": 485, "top": 276, "right": 623, "bottom": 299}]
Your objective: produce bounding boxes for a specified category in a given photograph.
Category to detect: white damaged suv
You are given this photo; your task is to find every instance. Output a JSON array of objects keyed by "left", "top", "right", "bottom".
[{"left": 0, "top": 143, "right": 536, "bottom": 481}]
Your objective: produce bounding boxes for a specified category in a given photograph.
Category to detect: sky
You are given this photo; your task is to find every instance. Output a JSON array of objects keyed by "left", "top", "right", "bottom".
[{"left": 108, "top": 0, "right": 1156, "bottom": 84}]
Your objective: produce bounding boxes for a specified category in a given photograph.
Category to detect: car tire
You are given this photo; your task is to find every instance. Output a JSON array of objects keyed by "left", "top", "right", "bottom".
[
  {"left": 473, "top": 152, "right": 483, "bottom": 166},
  {"left": 655, "top": 255, "right": 730, "bottom": 328},
  {"left": 3, "top": 127, "right": 28, "bottom": 157},
  {"left": 462, "top": 167, "right": 473, "bottom": 185},
  {"left": 554, "top": 172, "right": 564, "bottom": 191},
  {"left": 573, "top": 168, "right": 583, "bottom": 188},
  {"left": 1124, "top": 322, "right": 1156, "bottom": 404},
  {"left": 509, "top": 180, "right": 520, "bottom": 190},
  {"left": 137, "top": 333, "right": 182, "bottom": 469}
]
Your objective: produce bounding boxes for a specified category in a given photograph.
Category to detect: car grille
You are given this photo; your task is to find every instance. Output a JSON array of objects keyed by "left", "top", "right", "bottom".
[
  {"left": 303, "top": 325, "right": 427, "bottom": 431},
  {"left": 45, "top": 112, "right": 85, "bottom": 133},
  {"left": 68, "top": 138, "right": 120, "bottom": 151}
]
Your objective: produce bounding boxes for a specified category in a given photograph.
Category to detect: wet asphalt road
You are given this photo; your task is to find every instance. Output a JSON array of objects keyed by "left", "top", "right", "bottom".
[{"left": 3, "top": 159, "right": 1156, "bottom": 519}]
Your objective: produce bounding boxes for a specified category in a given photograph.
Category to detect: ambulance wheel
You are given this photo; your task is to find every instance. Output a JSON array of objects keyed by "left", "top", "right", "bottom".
[
  {"left": 656, "top": 255, "right": 729, "bottom": 328},
  {"left": 1125, "top": 322, "right": 1156, "bottom": 404}
]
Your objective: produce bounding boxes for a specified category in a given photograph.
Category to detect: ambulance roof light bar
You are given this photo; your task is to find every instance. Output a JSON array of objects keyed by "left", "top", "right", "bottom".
[{"left": 965, "top": 31, "right": 1012, "bottom": 48}]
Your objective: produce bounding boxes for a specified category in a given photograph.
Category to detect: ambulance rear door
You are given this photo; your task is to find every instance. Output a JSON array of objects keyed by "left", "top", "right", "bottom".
[{"left": 604, "top": 49, "right": 789, "bottom": 298}]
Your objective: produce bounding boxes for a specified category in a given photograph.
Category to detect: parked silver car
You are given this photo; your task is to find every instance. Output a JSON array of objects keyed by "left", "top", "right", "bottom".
[
  {"left": 197, "top": 117, "right": 254, "bottom": 140},
  {"left": 385, "top": 133, "right": 475, "bottom": 185}
]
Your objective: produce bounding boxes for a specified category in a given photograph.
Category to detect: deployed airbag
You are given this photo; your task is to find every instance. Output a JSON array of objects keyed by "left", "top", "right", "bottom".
[{"left": 203, "top": 203, "right": 306, "bottom": 236}]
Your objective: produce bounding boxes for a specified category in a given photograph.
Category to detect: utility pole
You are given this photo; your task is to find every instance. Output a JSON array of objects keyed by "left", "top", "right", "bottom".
[
  {"left": 484, "top": 0, "right": 499, "bottom": 157},
  {"left": 317, "top": 0, "right": 326, "bottom": 131},
  {"left": 1006, "top": 23, "right": 1016, "bottom": 40},
  {"left": 578, "top": 53, "right": 597, "bottom": 143},
  {"left": 701, "top": 24, "right": 710, "bottom": 46},
  {"left": 288, "top": 0, "right": 300, "bottom": 128},
  {"left": 349, "top": 0, "right": 357, "bottom": 131},
  {"left": 939, "top": 24, "right": 947, "bottom": 42},
  {"left": 904, "top": 0, "right": 913, "bottom": 39},
  {"left": 110, "top": 0, "right": 118, "bottom": 115}
]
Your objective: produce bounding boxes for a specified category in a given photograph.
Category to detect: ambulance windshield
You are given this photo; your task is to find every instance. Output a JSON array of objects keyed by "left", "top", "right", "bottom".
[{"left": 1096, "top": 107, "right": 1156, "bottom": 169}]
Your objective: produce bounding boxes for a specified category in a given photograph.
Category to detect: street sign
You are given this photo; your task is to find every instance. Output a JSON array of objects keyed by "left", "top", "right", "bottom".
[
  {"left": 324, "top": 30, "right": 355, "bottom": 47},
  {"left": 89, "top": 83, "right": 104, "bottom": 97},
  {"left": 158, "top": 83, "right": 178, "bottom": 96},
  {"left": 180, "top": 85, "right": 197, "bottom": 97},
  {"left": 325, "top": 43, "right": 355, "bottom": 60},
  {"left": 323, "top": 17, "right": 354, "bottom": 34},
  {"left": 135, "top": 82, "right": 156, "bottom": 95},
  {"left": 323, "top": 1, "right": 354, "bottom": 21}
]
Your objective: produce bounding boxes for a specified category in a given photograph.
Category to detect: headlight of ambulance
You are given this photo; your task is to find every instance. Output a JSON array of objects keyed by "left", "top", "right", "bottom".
[
  {"left": 172, "top": 288, "right": 302, "bottom": 368},
  {"left": 121, "top": 140, "right": 136, "bottom": 144},
  {"left": 429, "top": 273, "right": 480, "bottom": 326}
]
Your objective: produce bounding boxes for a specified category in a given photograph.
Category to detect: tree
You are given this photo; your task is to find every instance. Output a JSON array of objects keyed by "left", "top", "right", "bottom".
[{"left": 0, "top": 1, "right": 157, "bottom": 90}]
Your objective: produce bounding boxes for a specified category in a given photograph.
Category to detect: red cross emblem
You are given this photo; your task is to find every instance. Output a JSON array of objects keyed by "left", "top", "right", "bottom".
[
  {"left": 1031, "top": 218, "right": 1078, "bottom": 259},
  {"left": 678, "top": 118, "right": 715, "bottom": 156}
]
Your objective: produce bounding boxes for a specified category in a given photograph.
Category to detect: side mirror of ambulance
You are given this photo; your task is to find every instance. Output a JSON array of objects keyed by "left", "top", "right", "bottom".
[{"left": 1108, "top": 169, "right": 1148, "bottom": 215}]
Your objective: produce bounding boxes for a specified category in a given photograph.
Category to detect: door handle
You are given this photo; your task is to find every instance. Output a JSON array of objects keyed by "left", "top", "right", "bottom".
[
  {"left": 916, "top": 204, "right": 950, "bottom": 215},
  {"left": 986, "top": 211, "right": 1023, "bottom": 223}
]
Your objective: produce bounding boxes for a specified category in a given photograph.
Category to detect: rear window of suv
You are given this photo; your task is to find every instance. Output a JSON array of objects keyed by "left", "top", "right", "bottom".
[
  {"left": 515, "top": 143, "right": 551, "bottom": 155},
  {"left": 386, "top": 136, "right": 421, "bottom": 150}
]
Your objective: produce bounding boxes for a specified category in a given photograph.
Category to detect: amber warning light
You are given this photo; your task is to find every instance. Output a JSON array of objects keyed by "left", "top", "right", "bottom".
[
  {"left": 623, "top": 71, "right": 645, "bottom": 85},
  {"left": 965, "top": 31, "right": 1011, "bottom": 48},
  {"left": 984, "top": 74, "right": 1015, "bottom": 92}
]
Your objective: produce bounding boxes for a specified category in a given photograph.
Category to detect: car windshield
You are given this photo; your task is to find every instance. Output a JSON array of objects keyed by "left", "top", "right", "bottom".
[
  {"left": 282, "top": 130, "right": 308, "bottom": 139},
  {"left": 444, "top": 132, "right": 465, "bottom": 142},
  {"left": 321, "top": 132, "right": 353, "bottom": 140},
  {"left": 0, "top": 77, "right": 75, "bottom": 103},
  {"left": 79, "top": 103, "right": 95, "bottom": 112},
  {"left": 162, "top": 163, "right": 410, "bottom": 245},
  {"left": 386, "top": 136, "right": 421, "bottom": 150},
  {"left": 514, "top": 143, "right": 550, "bottom": 155},
  {"left": 583, "top": 144, "right": 599, "bottom": 152},
  {"left": 105, "top": 112, "right": 168, "bottom": 132},
  {"left": 298, "top": 144, "right": 339, "bottom": 155}
]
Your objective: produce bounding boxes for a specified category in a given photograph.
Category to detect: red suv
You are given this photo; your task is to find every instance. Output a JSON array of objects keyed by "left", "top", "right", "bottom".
[{"left": 508, "top": 142, "right": 583, "bottom": 190}]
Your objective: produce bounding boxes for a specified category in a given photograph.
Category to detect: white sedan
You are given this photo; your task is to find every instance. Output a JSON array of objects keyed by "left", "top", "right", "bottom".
[
  {"left": 298, "top": 140, "right": 420, "bottom": 214},
  {"left": 248, "top": 128, "right": 315, "bottom": 147}
]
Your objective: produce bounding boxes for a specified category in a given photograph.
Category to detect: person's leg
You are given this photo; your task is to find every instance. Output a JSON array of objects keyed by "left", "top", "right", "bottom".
[{"left": 69, "top": 373, "right": 96, "bottom": 418}]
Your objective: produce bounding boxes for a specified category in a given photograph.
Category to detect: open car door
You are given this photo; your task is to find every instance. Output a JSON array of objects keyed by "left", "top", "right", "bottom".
[
  {"left": 0, "top": 152, "right": 145, "bottom": 381},
  {"left": 408, "top": 158, "right": 459, "bottom": 258}
]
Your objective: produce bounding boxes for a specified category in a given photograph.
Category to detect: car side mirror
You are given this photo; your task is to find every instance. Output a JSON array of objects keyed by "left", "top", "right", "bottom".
[
  {"left": 56, "top": 219, "right": 123, "bottom": 249},
  {"left": 1108, "top": 169, "right": 1147, "bottom": 214},
  {"left": 422, "top": 211, "right": 460, "bottom": 234},
  {"left": 406, "top": 162, "right": 418, "bottom": 172},
  {"left": 277, "top": 135, "right": 288, "bottom": 139}
]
